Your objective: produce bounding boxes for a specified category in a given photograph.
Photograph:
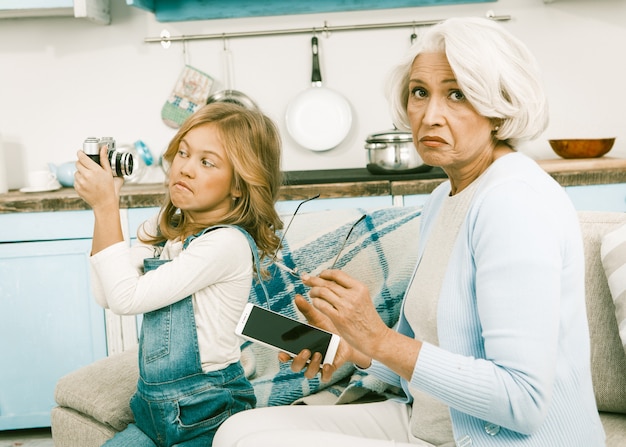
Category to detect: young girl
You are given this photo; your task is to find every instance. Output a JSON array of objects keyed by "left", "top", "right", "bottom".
[{"left": 74, "top": 102, "right": 283, "bottom": 446}]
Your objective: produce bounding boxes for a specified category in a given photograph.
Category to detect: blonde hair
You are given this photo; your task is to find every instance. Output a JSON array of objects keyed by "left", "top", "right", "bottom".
[
  {"left": 141, "top": 102, "right": 283, "bottom": 273},
  {"left": 387, "top": 17, "right": 549, "bottom": 148}
]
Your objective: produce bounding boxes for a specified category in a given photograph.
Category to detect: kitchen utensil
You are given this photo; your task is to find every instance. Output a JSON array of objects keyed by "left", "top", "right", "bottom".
[
  {"left": 134, "top": 140, "right": 154, "bottom": 166},
  {"left": 549, "top": 138, "right": 615, "bottom": 159},
  {"left": 48, "top": 162, "right": 77, "bottom": 187},
  {"left": 207, "top": 46, "right": 258, "bottom": 111},
  {"left": 20, "top": 169, "right": 61, "bottom": 192},
  {"left": 161, "top": 65, "right": 214, "bottom": 129},
  {"left": 285, "top": 36, "right": 352, "bottom": 151},
  {"left": 27, "top": 169, "right": 57, "bottom": 189},
  {"left": 365, "top": 129, "right": 431, "bottom": 174}
]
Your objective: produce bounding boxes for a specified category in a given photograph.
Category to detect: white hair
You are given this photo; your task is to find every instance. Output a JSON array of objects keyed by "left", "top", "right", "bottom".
[{"left": 386, "top": 17, "right": 549, "bottom": 148}]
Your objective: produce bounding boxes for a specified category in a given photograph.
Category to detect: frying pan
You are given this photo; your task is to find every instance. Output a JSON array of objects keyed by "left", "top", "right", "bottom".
[
  {"left": 285, "top": 36, "right": 352, "bottom": 151},
  {"left": 207, "top": 46, "right": 258, "bottom": 111}
]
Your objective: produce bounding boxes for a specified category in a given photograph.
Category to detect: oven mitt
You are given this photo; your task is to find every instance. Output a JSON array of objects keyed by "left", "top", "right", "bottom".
[{"left": 161, "top": 65, "right": 214, "bottom": 129}]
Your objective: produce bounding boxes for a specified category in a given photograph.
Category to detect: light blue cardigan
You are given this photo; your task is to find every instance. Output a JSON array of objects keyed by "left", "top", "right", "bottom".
[{"left": 369, "top": 153, "right": 605, "bottom": 446}]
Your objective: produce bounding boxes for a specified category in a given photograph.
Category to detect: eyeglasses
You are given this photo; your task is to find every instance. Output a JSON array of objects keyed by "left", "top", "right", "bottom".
[
  {"left": 272, "top": 195, "right": 367, "bottom": 277},
  {"left": 329, "top": 213, "right": 366, "bottom": 270},
  {"left": 271, "top": 194, "right": 319, "bottom": 277}
]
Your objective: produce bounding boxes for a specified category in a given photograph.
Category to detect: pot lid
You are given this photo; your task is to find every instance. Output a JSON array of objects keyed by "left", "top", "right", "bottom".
[{"left": 366, "top": 129, "right": 413, "bottom": 143}]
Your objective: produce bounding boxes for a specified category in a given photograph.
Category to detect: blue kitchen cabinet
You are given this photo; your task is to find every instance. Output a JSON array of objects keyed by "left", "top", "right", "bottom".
[
  {"left": 402, "top": 183, "right": 626, "bottom": 212},
  {"left": 399, "top": 194, "right": 430, "bottom": 208},
  {"left": 127, "top": 206, "right": 160, "bottom": 241},
  {"left": 566, "top": 183, "right": 626, "bottom": 212},
  {"left": 0, "top": 210, "right": 107, "bottom": 430}
]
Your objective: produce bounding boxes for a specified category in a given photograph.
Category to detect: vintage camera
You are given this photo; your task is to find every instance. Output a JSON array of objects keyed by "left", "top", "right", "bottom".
[{"left": 82, "top": 137, "right": 135, "bottom": 177}]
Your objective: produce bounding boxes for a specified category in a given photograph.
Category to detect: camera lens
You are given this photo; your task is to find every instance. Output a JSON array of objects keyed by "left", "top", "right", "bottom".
[
  {"left": 108, "top": 150, "right": 134, "bottom": 177},
  {"left": 83, "top": 137, "right": 137, "bottom": 178}
]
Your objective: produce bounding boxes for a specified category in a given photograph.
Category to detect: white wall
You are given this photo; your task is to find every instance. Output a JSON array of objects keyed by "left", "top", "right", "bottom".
[{"left": 0, "top": 0, "right": 625, "bottom": 189}]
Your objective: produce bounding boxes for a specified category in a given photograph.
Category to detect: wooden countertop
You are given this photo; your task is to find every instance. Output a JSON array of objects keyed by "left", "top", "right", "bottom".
[{"left": 2, "top": 157, "right": 626, "bottom": 214}]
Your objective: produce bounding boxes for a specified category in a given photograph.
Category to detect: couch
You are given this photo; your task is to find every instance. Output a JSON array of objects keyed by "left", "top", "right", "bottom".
[{"left": 50, "top": 205, "right": 626, "bottom": 446}]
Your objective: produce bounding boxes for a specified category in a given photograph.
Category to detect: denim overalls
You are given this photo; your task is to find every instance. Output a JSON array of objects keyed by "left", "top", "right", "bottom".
[{"left": 105, "top": 225, "right": 267, "bottom": 447}]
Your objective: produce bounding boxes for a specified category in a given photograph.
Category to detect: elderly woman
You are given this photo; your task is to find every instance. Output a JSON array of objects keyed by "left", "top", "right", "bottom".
[{"left": 214, "top": 17, "right": 605, "bottom": 447}]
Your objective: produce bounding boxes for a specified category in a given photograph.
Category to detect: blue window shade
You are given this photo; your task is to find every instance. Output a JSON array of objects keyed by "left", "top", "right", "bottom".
[{"left": 127, "top": 0, "right": 495, "bottom": 22}]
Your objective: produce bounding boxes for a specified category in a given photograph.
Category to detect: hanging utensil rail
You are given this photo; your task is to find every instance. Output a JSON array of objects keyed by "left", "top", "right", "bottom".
[{"left": 145, "top": 13, "right": 511, "bottom": 47}]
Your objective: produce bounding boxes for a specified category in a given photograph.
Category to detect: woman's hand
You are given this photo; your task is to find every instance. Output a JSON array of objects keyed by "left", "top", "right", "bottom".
[
  {"left": 74, "top": 145, "right": 124, "bottom": 211},
  {"left": 304, "top": 270, "right": 391, "bottom": 356}
]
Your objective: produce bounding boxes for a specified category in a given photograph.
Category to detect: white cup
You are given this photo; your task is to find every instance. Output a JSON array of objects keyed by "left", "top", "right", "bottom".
[{"left": 27, "top": 170, "right": 57, "bottom": 189}]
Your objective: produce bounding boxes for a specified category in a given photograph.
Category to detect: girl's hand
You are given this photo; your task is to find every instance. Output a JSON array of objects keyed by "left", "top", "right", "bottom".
[{"left": 74, "top": 146, "right": 124, "bottom": 210}]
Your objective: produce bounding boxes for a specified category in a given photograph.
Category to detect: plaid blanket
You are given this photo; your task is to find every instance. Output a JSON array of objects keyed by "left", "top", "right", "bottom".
[{"left": 242, "top": 205, "right": 422, "bottom": 407}]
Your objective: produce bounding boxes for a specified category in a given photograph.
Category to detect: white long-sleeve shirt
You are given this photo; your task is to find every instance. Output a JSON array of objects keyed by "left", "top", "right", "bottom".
[{"left": 90, "top": 216, "right": 253, "bottom": 372}]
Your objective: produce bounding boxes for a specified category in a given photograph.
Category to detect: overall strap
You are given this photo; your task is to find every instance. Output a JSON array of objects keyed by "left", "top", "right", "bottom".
[{"left": 184, "top": 225, "right": 271, "bottom": 308}]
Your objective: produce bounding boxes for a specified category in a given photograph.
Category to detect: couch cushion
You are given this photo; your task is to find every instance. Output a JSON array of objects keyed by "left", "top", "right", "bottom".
[
  {"left": 600, "top": 411, "right": 626, "bottom": 447},
  {"left": 601, "top": 220, "right": 626, "bottom": 356},
  {"left": 51, "top": 406, "right": 117, "bottom": 447},
  {"left": 578, "top": 211, "right": 626, "bottom": 414},
  {"left": 54, "top": 347, "right": 138, "bottom": 431}
]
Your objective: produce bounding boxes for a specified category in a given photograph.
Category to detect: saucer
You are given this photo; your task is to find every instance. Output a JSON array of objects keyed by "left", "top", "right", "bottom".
[{"left": 19, "top": 181, "right": 62, "bottom": 193}]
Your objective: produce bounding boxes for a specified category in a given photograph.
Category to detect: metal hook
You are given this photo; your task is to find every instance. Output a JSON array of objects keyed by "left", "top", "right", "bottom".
[
  {"left": 182, "top": 39, "right": 189, "bottom": 65},
  {"left": 222, "top": 33, "right": 228, "bottom": 51},
  {"left": 160, "top": 29, "right": 171, "bottom": 50},
  {"left": 410, "top": 22, "right": 417, "bottom": 45},
  {"left": 323, "top": 21, "right": 330, "bottom": 38}
]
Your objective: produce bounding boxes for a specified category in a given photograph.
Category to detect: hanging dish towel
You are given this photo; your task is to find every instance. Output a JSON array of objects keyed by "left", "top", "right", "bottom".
[{"left": 161, "top": 65, "right": 214, "bottom": 129}]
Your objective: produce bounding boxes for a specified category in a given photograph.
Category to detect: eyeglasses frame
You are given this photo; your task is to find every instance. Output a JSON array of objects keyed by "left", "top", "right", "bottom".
[{"left": 272, "top": 195, "right": 367, "bottom": 277}]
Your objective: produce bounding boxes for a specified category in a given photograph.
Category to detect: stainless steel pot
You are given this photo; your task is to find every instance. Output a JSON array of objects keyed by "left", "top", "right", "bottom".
[
  {"left": 206, "top": 89, "right": 258, "bottom": 111},
  {"left": 365, "top": 130, "right": 431, "bottom": 174}
]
